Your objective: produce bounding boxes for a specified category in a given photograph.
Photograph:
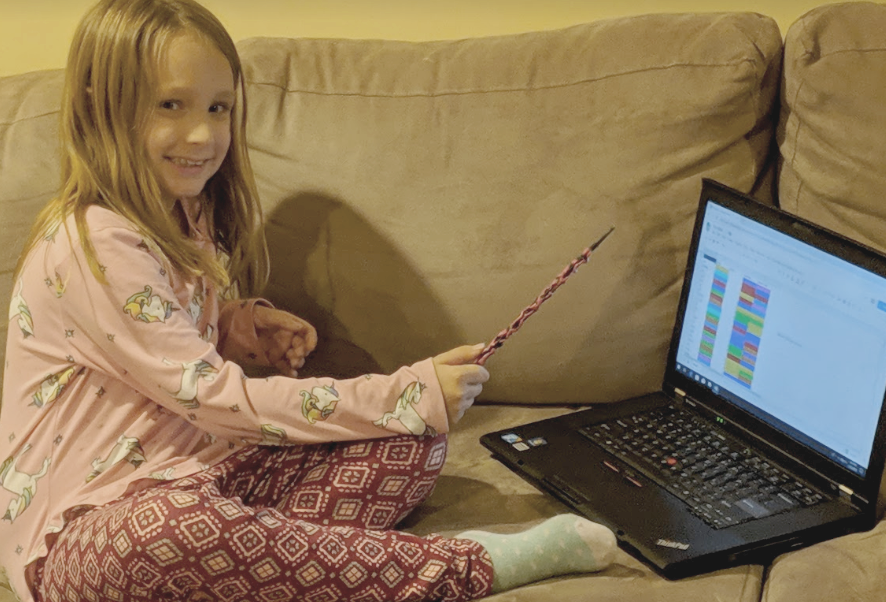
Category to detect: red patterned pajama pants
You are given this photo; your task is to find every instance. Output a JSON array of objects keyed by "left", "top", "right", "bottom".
[{"left": 35, "top": 434, "right": 494, "bottom": 602}]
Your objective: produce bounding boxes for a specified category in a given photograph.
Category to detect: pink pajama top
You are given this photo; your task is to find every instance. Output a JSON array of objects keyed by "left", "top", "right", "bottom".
[{"left": 0, "top": 200, "right": 448, "bottom": 601}]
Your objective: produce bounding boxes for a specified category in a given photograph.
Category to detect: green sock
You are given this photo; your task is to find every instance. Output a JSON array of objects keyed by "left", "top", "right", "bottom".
[{"left": 457, "top": 514, "right": 617, "bottom": 593}]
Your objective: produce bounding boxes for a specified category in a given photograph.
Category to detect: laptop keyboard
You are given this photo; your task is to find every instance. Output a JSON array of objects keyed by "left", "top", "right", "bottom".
[{"left": 579, "top": 405, "right": 828, "bottom": 529}]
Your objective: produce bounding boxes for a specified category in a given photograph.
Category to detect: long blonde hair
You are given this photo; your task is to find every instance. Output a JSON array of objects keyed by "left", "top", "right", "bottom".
[{"left": 18, "top": 0, "right": 268, "bottom": 297}]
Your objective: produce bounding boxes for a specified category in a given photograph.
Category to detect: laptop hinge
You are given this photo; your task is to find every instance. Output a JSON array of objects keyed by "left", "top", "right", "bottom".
[
  {"left": 838, "top": 485, "right": 868, "bottom": 509},
  {"left": 672, "top": 388, "right": 697, "bottom": 408}
]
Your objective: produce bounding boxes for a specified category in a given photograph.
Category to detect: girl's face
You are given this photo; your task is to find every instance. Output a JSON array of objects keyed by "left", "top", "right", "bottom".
[{"left": 145, "top": 32, "right": 235, "bottom": 203}]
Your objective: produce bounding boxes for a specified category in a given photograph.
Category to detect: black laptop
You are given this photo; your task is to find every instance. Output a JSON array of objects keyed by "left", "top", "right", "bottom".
[{"left": 481, "top": 179, "right": 886, "bottom": 579}]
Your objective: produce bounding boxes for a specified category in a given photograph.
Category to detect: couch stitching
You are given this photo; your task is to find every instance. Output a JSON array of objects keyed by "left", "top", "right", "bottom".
[
  {"left": 786, "top": 76, "right": 806, "bottom": 213},
  {"left": 787, "top": 12, "right": 818, "bottom": 215},
  {"left": 784, "top": 10, "right": 812, "bottom": 215},
  {"left": 247, "top": 59, "right": 758, "bottom": 98},
  {"left": 816, "top": 47, "right": 886, "bottom": 59},
  {"left": 0, "top": 109, "right": 59, "bottom": 128}
]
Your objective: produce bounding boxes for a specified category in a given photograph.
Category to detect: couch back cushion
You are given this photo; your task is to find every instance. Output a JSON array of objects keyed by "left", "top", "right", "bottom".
[
  {"left": 0, "top": 14, "right": 781, "bottom": 405},
  {"left": 240, "top": 13, "right": 781, "bottom": 403},
  {"left": 0, "top": 71, "right": 64, "bottom": 402},
  {"left": 779, "top": 2, "right": 886, "bottom": 250}
]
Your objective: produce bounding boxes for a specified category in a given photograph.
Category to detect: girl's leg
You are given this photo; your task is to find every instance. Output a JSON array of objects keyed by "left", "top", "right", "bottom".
[
  {"left": 35, "top": 476, "right": 494, "bottom": 602},
  {"left": 207, "top": 433, "right": 449, "bottom": 530},
  {"left": 209, "top": 434, "right": 618, "bottom": 594}
]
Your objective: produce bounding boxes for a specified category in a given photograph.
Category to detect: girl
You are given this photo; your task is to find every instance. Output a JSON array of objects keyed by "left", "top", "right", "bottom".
[{"left": 0, "top": 1, "right": 616, "bottom": 600}]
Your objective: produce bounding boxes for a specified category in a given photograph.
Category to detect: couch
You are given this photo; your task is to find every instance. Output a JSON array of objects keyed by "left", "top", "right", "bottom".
[{"left": 3, "top": 2, "right": 886, "bottom": 600}]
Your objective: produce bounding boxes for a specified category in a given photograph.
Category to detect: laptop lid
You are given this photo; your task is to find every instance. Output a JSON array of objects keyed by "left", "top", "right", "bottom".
[{"left": 665, "top": 179, "right": 886, "bottom": 509}]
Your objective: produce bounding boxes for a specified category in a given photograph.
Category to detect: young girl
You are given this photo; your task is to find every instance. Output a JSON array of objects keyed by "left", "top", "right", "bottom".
[{"left": 0, "top": 1, "right": 616, "bottom": 600}]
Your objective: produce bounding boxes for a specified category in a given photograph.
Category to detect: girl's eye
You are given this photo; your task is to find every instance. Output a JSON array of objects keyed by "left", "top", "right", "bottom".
[
  {"left": 160, "top": 100, "right": 180, "bottom": 110},
  {"left": 210, "top": 103, "right": 231, "bottom": 115}
]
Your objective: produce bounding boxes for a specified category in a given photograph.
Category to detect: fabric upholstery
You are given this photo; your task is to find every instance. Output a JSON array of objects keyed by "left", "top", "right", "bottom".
[
  {"left": 239, "top": 12, "right": 782, "bottom": 405},
  {"left": 778, "top": 2, "right": 886, "bottom": 250},
  {"left": 0, "top": 70, "right": 64, "bottom": 401}
]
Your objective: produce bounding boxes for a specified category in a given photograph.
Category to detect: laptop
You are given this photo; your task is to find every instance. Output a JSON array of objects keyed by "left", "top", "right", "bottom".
[{"left": 481, "top": 179, "right": 886, "bottom": 579}]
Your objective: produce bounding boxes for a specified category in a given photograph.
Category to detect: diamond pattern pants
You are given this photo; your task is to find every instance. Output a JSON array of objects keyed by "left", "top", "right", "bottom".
[{"left": 35, "top": 434, "right": 494, "bottom": 602}]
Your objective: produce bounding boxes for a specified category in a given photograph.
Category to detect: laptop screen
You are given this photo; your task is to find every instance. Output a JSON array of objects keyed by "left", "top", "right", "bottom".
[{"left": 674, "top": 199, "right": 886, "bottom": 478}]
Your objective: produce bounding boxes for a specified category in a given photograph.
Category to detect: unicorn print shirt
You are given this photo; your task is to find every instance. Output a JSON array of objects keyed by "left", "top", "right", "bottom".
[{"left": 0, "top": 201, "right": 448, "bottom": 601}]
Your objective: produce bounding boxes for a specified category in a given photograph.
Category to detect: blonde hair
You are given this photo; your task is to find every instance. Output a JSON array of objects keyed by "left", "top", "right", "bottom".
[{"left": 18, "top": 0, "right": 268, "bottom": 297}]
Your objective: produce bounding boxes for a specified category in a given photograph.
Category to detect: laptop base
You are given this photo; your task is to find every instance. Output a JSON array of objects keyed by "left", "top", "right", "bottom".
[{"left": 481, "top": 394, "right": 869, "bottom": 579}]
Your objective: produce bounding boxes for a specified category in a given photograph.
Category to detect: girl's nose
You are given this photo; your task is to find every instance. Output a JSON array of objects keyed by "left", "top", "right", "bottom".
[{"left": 186, "top": 118, "right": 212, "bottom": 144}]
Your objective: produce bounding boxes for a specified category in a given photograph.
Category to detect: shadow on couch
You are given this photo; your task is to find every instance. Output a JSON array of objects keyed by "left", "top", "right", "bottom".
[{"left": 261, "top": 192, "right": 464, "bottom": 379}]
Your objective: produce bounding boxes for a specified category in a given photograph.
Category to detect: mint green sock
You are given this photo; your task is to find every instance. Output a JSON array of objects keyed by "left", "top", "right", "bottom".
[{"left": 457, "top": 514, "right": 617, "bottom": 593}]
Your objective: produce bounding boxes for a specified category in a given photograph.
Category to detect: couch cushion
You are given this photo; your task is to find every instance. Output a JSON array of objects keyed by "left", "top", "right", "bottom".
[
  {"left": 763, "top": 519, "right": 886, "bottom": 602},
  {"left": 0, "top": 70, "right": 64, "bottom": 399},
  {"left": 778, "top": 2, "right": 886, "bottom": 250},
  {"left": 240, "top": 12, "right": 782, "bottom": 405},
  {"left": 769, "top": 5, "right": 886, "bottom": 601}
]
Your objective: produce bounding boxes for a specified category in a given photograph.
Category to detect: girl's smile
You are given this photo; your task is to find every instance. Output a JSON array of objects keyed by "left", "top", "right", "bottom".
[{"left": 167, "top": 156, "right": 213, "bottom": 178}]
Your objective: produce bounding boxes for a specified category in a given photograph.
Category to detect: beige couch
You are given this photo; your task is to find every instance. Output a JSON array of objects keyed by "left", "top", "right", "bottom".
[{"left": 3, "top": 3, "right": 886, "bottom": 600}]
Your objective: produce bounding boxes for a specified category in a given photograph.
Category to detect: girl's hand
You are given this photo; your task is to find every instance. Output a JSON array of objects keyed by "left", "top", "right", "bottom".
[
  {"left": 253, "top": 305, "right": 318, "bottom": 377},
  {"left": 432, "top": 344, "right": 490, "bottom": 425}
]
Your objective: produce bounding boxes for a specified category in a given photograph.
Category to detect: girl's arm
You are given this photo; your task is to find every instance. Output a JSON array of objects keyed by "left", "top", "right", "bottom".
[{"left": 58, "top": 212, "right": 451, "bottom": 446}]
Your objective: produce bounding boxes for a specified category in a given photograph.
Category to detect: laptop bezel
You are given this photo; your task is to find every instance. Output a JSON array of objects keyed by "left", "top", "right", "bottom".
[{"left": 664, "top": 179, "right": 886, "bottom": 508}]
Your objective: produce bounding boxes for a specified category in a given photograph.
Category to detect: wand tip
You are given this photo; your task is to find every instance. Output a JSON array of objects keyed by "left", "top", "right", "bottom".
[{"left": 590, "top": 226, "right": 615, "bottom": 250}]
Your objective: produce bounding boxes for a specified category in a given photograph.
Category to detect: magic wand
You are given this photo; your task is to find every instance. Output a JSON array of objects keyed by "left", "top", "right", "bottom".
[{"left": 475, "top": 226, "right": 615, "bottom": 366}]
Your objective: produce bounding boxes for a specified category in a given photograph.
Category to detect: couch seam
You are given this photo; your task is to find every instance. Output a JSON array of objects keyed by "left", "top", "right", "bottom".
[
  {"left": 247, "top": 59, "right": 757, "bottom": 98},
  {"left": 784, "top": 7, "right": 810, "bottom": 216},
  {"left": 815, "top": 47, "right": 886, "bottom": 60},
  {"left": 0, "top": 109, "right": 59, "bottom": 128},
  {"left": 738, "top": 565, "right": 753, "bottom": 602},
  {"left": 786, "top": 13, "right": 817, "bottom": 215},
  {"left": 786, "top": 76, "right": 806, "bottom": 212}
]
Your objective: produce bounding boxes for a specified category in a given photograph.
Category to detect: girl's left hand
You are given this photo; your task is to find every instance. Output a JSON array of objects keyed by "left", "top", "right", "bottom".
[{"left": 254, "top": 305, "right": 318, "bottom": 377}]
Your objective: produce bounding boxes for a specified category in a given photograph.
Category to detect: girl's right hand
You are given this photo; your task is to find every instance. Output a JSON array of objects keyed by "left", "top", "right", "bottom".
[{"left": 432, "top": 344, "right": 491, "bottom": 426}]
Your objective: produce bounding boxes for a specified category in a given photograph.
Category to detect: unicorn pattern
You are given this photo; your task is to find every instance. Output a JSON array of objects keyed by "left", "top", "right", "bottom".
[
  {"left": 162, "top": 358, "right": 218, "bottom": 410},
  {"left": 52, "top": 271, "right": 66, "bottom": 298},
  {"left": 260, "top": 424, "right": 288, "bottom": 446},
  {"left": 301, "top": 385, "right": 341, "bottom": 424},
  {"left": 149, "top": 467, "right": 176, "bottom": 481},
  {"left": 373, "top": 381, "right": 435, "bottom": 436},
  {"left": 186, "top": 285, "right": 205, "bottom": 324},
  {"left": 124, "top": 285, "right": 177, "bottom": 323},
  {"left": 8, "top": 279, "right": 34, "bottom": 338},
  {"left": 31, "top": 366, "right": 78, "bottom": 409},
  {"left": 86, "top": 435, "right": 146, "bottom": 482},
  {"left": 1, "top": 445, "right": 51, "bottom": 523}
]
